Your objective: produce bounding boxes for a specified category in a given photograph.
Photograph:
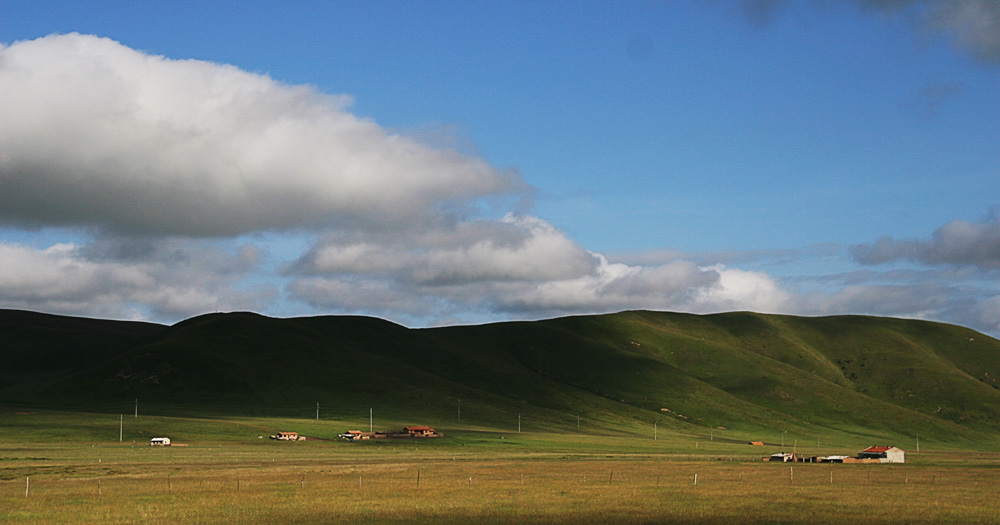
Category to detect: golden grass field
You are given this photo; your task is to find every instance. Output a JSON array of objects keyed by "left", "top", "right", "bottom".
[{"left": 3, "top": 434, "right": 999, "bottom": 524}]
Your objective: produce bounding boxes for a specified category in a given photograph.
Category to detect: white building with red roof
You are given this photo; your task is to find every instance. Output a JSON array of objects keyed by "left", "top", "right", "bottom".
[
  {"left": 404, "top": 426, "right": 436, "bottom": 436},
  {"left": 858, "top": 445, "right": 905, "bottom": 463}
]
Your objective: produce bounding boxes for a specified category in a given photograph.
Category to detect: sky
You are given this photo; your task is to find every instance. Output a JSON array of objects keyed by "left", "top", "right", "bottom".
[{"left": 1, "top": 1, "right": 998, "bottom": 335}]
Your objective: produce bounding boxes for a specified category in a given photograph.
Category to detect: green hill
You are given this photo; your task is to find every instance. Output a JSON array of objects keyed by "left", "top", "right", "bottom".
[{"left": 2, "top": 309, "right": 998, "bottom": 446}]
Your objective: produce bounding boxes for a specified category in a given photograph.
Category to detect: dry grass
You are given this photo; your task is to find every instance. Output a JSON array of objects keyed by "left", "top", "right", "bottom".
[{"left": 3, "top": 444, "right": 999, "bottom": 523}]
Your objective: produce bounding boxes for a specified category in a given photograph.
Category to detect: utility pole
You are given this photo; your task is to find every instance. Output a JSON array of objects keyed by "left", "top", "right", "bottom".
[
  {"left": 518, "top": 414, "right": 521, "bottom": 433},
  {"left": 316, "top": 402, "right": 319, "bottom": 421},
  {"left": 134, "top": 399, "right": 138, "bottom": 419},
  {"left": 119, "top": 414, "right": 123, "bottom": 442},
  {"left": 369, "top": 408, "right": 373, "bottom": 432},
  {"left": 654, "top": 421, "right": 657, "bottom": 440}
]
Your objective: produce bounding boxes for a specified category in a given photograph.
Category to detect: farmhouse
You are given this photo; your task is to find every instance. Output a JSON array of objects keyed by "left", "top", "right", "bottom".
[
  {"left": 858, "top": 445, "right": 905, "bottom": 463},
  {"left": 404, "top": 426, "right": 436, "bottom": 437},
  {"left": 150, "top": 437, "right": 171, "bottom": 446}
]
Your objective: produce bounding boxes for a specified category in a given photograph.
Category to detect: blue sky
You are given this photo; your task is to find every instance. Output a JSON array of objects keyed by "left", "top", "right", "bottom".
[{"left": 1, "top": 1, "right": 998, "bottom": 334}]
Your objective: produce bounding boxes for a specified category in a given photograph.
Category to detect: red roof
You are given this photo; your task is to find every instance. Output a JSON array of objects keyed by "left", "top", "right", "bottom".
[
  {"left": 862, "top": 446, "right": 891, "bottom": 453},
  {"left": 404, "top": 426, "right": 434, "bottom": 432}
]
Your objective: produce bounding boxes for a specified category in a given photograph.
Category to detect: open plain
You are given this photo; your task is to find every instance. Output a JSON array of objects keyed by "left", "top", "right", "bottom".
[{"left": 2, "top": 410, "right": 998, "bottom": 523}]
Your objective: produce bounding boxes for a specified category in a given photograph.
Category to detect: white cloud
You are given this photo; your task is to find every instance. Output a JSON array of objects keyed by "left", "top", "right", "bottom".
[
  {"left": 494, "top": 258, "right": 718, "bottom": 314},
  {"left": 290, "top": 244, "right": 798, "bottom": 323},
  {"left": 693, "top": 265, "right": 794, "bottom": 313},
  {"left": 295, "top": 214, "right": 600, "bottom": 284},
  {"left": 0, "top": 34, "right": 525, "bottom": 236},
  {"left": 852, "top": 217, "right": 1000, "bottom": 268},
  {"left": 290, "top": 212, "right": 726, "bottom": 317},
  {"left": 962, "top": 294, "right": 1000, "bottom": 336},
  {"left": 818, "top": 283, "right": 951, "bottom": 318},
  {"left": 0, "top": 239, "right": 272, "bottom": 320}
]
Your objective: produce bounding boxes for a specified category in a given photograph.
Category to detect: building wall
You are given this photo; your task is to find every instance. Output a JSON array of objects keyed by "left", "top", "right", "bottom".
[{"left": 884, "top": 448, "right": 905, "bottom": 463}]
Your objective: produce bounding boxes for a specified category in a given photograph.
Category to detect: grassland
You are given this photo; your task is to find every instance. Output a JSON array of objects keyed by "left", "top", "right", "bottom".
[
  {"left": 3, "top": 309, "right": 999, "bottom": 521},
  {"left": 2, "top": 408, "right": 998, "bottom": 523}
]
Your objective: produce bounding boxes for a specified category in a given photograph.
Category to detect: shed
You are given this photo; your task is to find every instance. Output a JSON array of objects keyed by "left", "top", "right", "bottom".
[{"left": 150, "top": 437, "right": 171, "bottom": 446}]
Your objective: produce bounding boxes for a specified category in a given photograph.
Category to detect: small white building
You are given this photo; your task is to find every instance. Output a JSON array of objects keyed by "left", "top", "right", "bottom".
[{"left": 150, "top": 437, "right": 171, "bottom": 446}]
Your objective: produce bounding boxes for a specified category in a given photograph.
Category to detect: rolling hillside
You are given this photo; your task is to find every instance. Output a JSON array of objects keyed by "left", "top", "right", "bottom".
[{"left": 2, "top": 309, "right": 998, "bottom": 445}]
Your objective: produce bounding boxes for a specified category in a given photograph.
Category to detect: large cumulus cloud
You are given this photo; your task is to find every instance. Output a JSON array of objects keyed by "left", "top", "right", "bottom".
[{"left": 0, "top": 34, "right": 525, "bottom": 236}]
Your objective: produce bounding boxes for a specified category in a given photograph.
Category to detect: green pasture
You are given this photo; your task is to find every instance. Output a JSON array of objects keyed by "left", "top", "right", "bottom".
[{"left": 2, "top": 408, "right": 998, "bottom": 523}]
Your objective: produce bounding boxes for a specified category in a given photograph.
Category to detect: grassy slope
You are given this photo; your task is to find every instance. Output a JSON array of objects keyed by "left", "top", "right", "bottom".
[
  {"left": 0, "top": 310, "right": 165, "bottom": 397},
  {"left": 2, "top": 309, "right": 998, "bottom": 447}
]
